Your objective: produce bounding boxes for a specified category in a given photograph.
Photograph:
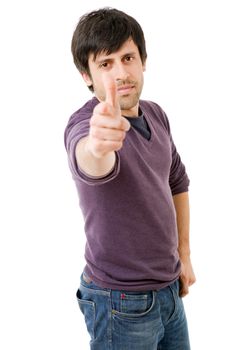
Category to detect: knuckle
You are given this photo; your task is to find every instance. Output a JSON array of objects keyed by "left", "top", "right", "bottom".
[
  {"left": 121, "top": 117, "right": 130, "bottom": 131},
  {"left": 121, "top": 131, "right": 126, "bottom": 140},
  {"left": 115, "top": 141, "right": 123, "bottom": 151},
  {"left": 96, "top": 102, "right": 110, "bottom": 115},
  {"left": 116, "top": 120, "right": 124, "bottom": 129},
  {"left": 90, "top": 127, "right": 100, "bottom": 138}
]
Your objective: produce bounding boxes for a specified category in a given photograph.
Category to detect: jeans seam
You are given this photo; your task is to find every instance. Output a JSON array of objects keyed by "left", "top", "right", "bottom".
[
  {"left": 167, "top": 285, "right": 178, "bottom": 324},
  {"left": 108, "top": 295, "right": 113, "bottom": 349},
  {"left": 111, "top": 291, "right": 156, "bottom": 319},
  {"left": 77, "top": 290, "right": 96, "bottom": 341}
]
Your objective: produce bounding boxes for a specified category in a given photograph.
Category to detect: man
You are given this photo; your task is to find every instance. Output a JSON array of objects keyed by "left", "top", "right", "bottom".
[{"left": 64, "top": 7, "right": 196, "bottom": 350}]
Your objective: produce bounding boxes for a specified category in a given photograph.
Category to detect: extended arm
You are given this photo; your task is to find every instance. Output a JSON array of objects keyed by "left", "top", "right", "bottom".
[
  {"left": 75, "top": 75, "right": 130, "bottom": 178},
  {"left": 173, "top": 192, "right": 196, "bottom": 297}
]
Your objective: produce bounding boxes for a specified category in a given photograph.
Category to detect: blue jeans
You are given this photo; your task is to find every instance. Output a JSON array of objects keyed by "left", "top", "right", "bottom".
[{"left": 77, "top": 273, "right": 190, "bottom": 349}]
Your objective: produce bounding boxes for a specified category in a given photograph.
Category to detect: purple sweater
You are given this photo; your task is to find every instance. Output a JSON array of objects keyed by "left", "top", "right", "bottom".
[{"left": 64, "top": 97, "right": 189, "bottom": 291}]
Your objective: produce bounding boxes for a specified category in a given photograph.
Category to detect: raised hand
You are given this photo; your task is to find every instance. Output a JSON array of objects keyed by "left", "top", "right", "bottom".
[{"left": 86, "top": 74, "right": 131, "bottom": 158}]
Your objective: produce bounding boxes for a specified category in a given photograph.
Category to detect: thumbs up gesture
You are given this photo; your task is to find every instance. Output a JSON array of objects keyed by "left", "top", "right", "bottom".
[{"left": 87, "top": 75, "right": 131, "bottom": 159}]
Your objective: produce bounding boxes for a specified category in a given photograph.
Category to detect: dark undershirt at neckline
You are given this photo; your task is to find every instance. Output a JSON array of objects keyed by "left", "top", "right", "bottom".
[{"left": 124, "top": 111, "right": 151, "bottom": 140}]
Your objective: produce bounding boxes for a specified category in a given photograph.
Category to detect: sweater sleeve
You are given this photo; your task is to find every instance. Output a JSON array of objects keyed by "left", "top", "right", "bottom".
[
  {"left": 159, "top": 107, "right": 190, "bottom": 195},
  {"left": 169, "top": 135, "right": 190, "bottom": 195},
  {"left": 64, "top": 114, "right": 120, "bottom": 185}
]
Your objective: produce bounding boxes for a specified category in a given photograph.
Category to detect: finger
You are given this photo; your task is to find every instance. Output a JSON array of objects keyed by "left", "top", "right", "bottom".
[
  {"left": 91, "top": 114, "right": 130, "bottom": 132},
  {"left": 103, "top": 73, "right": 118, "bottom": 108},
  {"left": 90, "top": 127, "right": 127, "bottom": 142},
  {"left": 180, "top": 285, "right": 189, "bottom": 298},
  {"left": 122, "top": 117, "right": 131, "bottom": 132},
  {"left": 189, "top": 274, "right": 196, "bottom": 286},
  {"left": 179, "top": 278, "right": 189, "bottom": 297},
  {"left": 91, "top": 139, "right": 124, "bottom": 157}
]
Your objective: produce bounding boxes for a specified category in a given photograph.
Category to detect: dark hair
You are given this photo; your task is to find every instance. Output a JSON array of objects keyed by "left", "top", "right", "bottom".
[{"left": 71, "top": 8, "right": 147, "bottom": 91}]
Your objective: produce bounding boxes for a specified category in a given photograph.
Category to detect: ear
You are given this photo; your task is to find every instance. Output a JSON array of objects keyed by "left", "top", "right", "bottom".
[
  {"left": 81, "top": 72, "right": 92, "bottom": 87},
  {"left": 142, "top": 61, "right": 146, "bottom": 72}
]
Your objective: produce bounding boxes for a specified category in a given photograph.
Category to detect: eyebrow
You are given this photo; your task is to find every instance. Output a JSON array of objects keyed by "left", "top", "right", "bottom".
[{"left": 94, "top": 51, "right": 137, "bottom": 64}]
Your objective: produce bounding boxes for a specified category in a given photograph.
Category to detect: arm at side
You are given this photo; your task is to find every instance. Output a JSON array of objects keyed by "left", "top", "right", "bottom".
[{"left": 173, "top": 192, "right": 196, "bottom": 296}]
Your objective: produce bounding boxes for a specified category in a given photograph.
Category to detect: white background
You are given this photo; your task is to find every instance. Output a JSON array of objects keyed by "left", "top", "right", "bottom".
[{"left": 0, "top": 0, "right": 232, "bottom": 349}]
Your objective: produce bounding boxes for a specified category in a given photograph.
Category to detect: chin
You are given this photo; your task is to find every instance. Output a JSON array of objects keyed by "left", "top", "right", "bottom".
[{"left": 120, "top": 95, "right": 139, "bottom": 111}]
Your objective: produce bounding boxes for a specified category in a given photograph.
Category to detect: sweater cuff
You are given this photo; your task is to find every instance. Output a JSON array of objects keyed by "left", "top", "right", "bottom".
[{"left": 73, "top": 152, "right": 120, "bottom": 186}]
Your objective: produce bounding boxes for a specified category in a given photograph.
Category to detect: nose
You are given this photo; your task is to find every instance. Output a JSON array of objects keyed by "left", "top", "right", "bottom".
[{"left": 114, "top": 63, "right": 130, "bottom": 82}]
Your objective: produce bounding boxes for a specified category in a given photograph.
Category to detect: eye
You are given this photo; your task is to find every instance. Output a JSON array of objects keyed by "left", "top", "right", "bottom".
[
  {"left": 99, "top": 62, "right": 109, "bottom": 69},
  {"left": 125, "top": 55, "right": 134, "bottom": 62}
]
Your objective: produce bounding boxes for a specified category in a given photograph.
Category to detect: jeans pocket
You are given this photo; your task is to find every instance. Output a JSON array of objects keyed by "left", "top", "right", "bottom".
[
  {"left": 112, "top": 291, "right": 155, "bottom": 319},
  {"left": 76, "top": 288, "right": 95, "bottom": 340}
]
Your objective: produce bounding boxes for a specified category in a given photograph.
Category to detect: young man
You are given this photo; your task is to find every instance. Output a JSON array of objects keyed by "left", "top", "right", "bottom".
[{"left": 64, "top": 7, "right": 196, "bottom": 350}]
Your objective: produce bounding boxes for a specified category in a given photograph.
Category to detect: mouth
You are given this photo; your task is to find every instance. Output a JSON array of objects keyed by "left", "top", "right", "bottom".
[{"left": 117, "top": 84, "right": 135, "bottom": 95}]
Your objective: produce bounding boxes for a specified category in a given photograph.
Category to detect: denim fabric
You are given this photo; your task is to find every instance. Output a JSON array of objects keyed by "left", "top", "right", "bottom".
[{"left": 77, "top": 273, "right": 190, "bottom": 350}]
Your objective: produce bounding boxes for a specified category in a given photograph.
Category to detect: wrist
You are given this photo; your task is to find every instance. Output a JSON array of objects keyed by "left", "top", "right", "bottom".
[
  {"left": 85, "top": 136, "right": 114, "bottom": 160},
  {"left": 178, "top": 249, "right": 191, "bottom": 262}
]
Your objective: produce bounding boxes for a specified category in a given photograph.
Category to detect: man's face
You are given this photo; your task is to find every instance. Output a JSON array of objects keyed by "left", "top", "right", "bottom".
[{"left": 83, "top": 39, "right": 146, "bottom": 116}]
